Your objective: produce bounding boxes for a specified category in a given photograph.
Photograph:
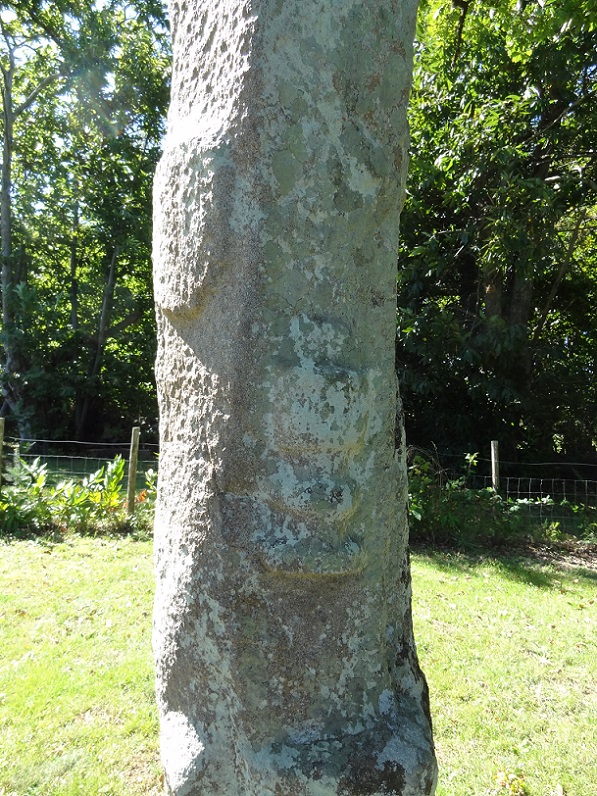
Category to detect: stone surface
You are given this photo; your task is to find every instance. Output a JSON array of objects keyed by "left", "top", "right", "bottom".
[{"left": 152, "top": 0, "right": 437, "bottom": 794}]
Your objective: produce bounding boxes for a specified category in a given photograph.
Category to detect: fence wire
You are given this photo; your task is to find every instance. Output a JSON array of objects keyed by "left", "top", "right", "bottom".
[
  {"left": 408, "top": 446, "right": 597, "bottom": 534},
  {"left": 2, "top": 435, "right": 158, "bottom": 489},
  {"left": 3, "top": 437, "right": 597, "bottom": 533},
  {"left": 472, "top": 475, "right": 597, "bottom": 505}
]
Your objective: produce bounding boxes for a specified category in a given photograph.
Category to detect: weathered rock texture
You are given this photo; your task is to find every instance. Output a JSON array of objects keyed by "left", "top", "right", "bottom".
[{"left": 153, "top": 0, "right": 436, "bottom": 794}]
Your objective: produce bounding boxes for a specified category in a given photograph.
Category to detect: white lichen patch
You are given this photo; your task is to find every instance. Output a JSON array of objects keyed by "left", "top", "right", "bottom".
[
  {"left": 160, "top": 712, "right": 205, "bottom": 796},
  {"left": 347, "top": 155, "right": 380, "bottom": 198},
  {"left": 267, "top": 361, "right": 369, "bottom": 455},
  {"left": 258, "top": 462, "right": 356, "bottom": 521}
]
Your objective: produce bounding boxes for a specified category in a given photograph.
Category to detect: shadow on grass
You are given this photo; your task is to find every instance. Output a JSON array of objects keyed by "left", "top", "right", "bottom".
[
  {"left": 0, "top": 527, "right": 66, "bottom": 546},
  {"left": 410, "top": 541, "right": 597, "bottom": 588},
  {"left": 0, "top": 521, "right": 153, "bottom": 546}
]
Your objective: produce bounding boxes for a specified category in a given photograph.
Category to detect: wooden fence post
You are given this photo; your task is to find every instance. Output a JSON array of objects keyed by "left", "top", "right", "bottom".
[
  {"left": 126, "top": 426, "right": 141, "bottom": 515},
  {"left": 0, "top": 417, "right": 4, "bottom": 493},
  {"left": 491, "top": 439, "right": 500, "bottom": 493}
]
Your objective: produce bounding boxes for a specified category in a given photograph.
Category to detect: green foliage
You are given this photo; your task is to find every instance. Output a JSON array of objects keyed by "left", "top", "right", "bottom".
[
  {"left": 0, "top": 455, "right": 157, "bottom": 536},
  {"left": 406, "top": 449, "right": 597, "bottom": 548},
  {"left": 408, "top": 451, "right": 526, "bottom": 547},
  {"left": 399, "top": 0, "right": 597, "bottom": 460},
  {"left": 53, "top": 456, "right": 127, "bottom": 531},
  {"left": 0, "top": 457, "right": 53, "bottom": 532},
  {"left": 0, "top": 1, "right": 170, "bottom": 441}
]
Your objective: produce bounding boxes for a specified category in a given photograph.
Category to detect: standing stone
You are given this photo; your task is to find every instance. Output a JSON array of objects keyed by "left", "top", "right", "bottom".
[{"left": 153, "top": 1, "right": 436, "bottom": 794}]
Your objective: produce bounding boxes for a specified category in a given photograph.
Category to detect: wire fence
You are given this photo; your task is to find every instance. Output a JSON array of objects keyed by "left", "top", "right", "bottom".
[
  {"left": 2, "top": 432, "right": 597, "bottom": 532},
  {"left": 425, "top": 448, "right": 597, "bottom": 532},
  {"left": 0, "top": 431, "right": 159, "bottom": 492},
  {"left": 471, "top": 475, "right": 597, "bottom": 506}
]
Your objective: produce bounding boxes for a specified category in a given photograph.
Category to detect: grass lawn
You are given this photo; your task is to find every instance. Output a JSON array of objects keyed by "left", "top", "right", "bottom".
[
  {"left": 0, "top": 534, "right": 160, "bottom": 796},
  {"left": 0, "top": 534, "right": 595, "bottom": 795},
  {"left": 413, "top": 549, "right": 597, "bottom": 796}
]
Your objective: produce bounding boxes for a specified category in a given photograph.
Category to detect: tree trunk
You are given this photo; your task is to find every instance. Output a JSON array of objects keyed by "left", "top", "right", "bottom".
[
  {"left": 483, "top": 270, "right": 503, "bottom": 319},
  {"left": 1, "top": 37, "right": 61, "bottom": 439},
  {"left": 1, "top": 51, "right": 31, "bottom": 439},
  {"left": 509, "top": 260, "right": 534, "bottom": 328},
  {"left": 69, "top": 196, "right": 79, "bottom": 330},
  {"left": 73, "top": 247, "right": 119, "bottom": 438},
  {"left": 153, "top": 2, "right": 437, "bottom": 795},
  {"left": 534, "top": 212, "right": 585, "bottom": 342},
  {"left": 1, "top": 57, "right": 15, "bottom": 401}
]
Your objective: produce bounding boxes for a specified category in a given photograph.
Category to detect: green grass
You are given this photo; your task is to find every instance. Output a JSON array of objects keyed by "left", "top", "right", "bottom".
[
  {"left": 1, "top": 535, "right": 595, "bottom": 795},
  {"left": 0, "top": 534, "right": 160, "bottom": 796},
  {"left": 412, "top": 551, "right": 597, "bottom": 796}
]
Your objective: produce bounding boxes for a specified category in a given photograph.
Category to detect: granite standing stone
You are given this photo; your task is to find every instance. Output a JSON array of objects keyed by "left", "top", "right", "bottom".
[{"left": 153, "top": 1, "right": 437, "bottom": 793}]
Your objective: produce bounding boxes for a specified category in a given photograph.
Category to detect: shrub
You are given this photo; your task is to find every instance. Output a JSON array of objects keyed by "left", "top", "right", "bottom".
[
  {"left": 0, "top": 455, "right": 156, "bottom": 537},
  {"left": 0, "top": 457, "right": 53, "bottom": 533},
  {"left": 407, "top": 450, "right": 527, "bottom": 548}
]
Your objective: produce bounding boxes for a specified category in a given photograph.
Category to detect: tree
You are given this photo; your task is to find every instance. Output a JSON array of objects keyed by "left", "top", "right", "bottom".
[
  {"left": 0, "top": 0, "right": 169, "bottom": 440},
  {"left": 397, "top": 0, "right": 597, "bottom": 461},
  {"left": 153, "top": 1, "right": 437, "bottom": 793},
  {"left": 0, "top": 3, "right": 67, "bottom": 437}
]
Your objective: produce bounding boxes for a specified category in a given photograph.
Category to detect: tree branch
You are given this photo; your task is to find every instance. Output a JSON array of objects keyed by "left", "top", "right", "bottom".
[
  {"left": 14, "top": 71, "right": 63, "bottom": 117},
  {"left": 522, "top": 91, "right": 596, "bottom": 148},
  {"left": 107, "top": 308, "right": 143, "bottom": 338},
  {"left": 533, "top": 211, "right": 586, "bottom": 342},
  {"left": 452, "top": 0, "right": 471, "bottom": 66}
]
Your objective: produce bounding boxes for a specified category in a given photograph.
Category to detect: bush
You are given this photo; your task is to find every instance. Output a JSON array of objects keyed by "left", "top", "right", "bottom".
[
  {"left": 407, "top": 450, "right": 528, "bottom": 548},
  {"left": 0, "top": 456, "right": 53, "bottom": 533},
  {"left": 0, "top": 456, "right": 156, "bottom": 537}
]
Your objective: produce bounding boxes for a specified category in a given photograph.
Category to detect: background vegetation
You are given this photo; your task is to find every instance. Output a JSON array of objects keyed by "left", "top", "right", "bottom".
[
  {"left": 407, "top": 450, "right": 597, "bottom": 548},
  {"left": 1, "top": 0, "right": 596, "bottom": 469},
  {"left": 0, "top": 0, "right": 169, "bottom": 442},
  {"left": 398, "top": 0, "right": 597, "bottom": 464},
  {"left": 0, "top": 453, "right": 156, "bottom": 535}
]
